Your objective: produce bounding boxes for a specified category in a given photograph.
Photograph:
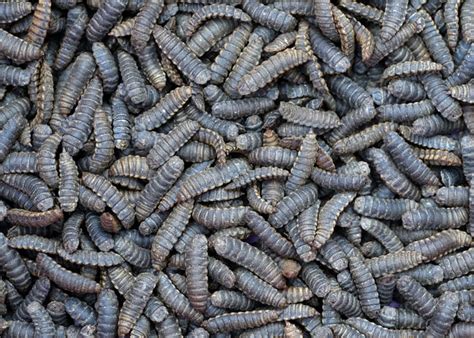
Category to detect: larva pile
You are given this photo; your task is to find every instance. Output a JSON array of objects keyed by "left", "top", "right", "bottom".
[{"left": 0, "top": 0, "right": 473, "bottom": 336}]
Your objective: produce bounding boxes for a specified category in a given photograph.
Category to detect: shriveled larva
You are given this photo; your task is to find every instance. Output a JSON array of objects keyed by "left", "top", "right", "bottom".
[
  {"left": 203, "top": 309, "right": 281, "bottom": 334},
  {"left": 348, "top": 256, "right": 380, "bottom": 319},
  {"left": 279, "top": 102, "right": 340, "bottom": 130},
  {"left": 212, "top": 236, "right": 286, "bottom": 290},
  {"left": 6, "top": 208, "right": 63, "bottom": 228},
  {"left": 402, "top": 207, "right": 469, "bottom": 231},
  {"left": 118, "top": 272, "right": 159, "bottom": 336},
  {"left": 95, "top": 289, "right": 119, "bottom": 338},
  {"left": 238, "top": 48, "right": 309, "bottom": 96},
  {"left": 9, "top": 235, "right": 59, "bottom": 255},
  {"left": 354, "top": 196, "right": 419, "bottom": 221},
  {"left": 366, "top": 250, "right": 426, "bottom": 278},
  {"left": 114, "top": 235, "right": 150, "bottom": 269},
  {"left": 313, "top": 192, "right": 356, "bottom": 249},
  {"left": 397, "top": 275, "right": 437, "bottom": 319},
  {"left": 153, "top": 24, "right": 210, "bottom": 84},
  {"left": 36, "top": 253, "right": 101, "bottom": 293},
  {"left": 185, "top": 234, "right": 209, "bottom": 313},
  {"left": 242, "top": 0, "right": 296, "bottom": 32},
  {"left": 437, "top": 247, "right": 474, "bottom": 280},
  {"left": 157, "top": 271, "right": 204, "bottom": 324},
  {"left": 151, "top": 200, "right": 194, "bottom": 270}
]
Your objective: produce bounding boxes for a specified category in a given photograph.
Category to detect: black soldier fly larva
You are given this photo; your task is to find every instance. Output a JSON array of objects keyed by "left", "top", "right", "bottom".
[{"left": 0, "top": 1, "right": 472, "bottom": 335}]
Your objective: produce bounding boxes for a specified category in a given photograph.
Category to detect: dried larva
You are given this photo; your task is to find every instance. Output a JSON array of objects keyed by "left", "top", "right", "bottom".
[
  {"left": 380, "top": 0, "right": 408, "bottom": 40},
  {"left": 64, "top": 297, "right": 97, "bottom": 326},
  {"left": 402, "top": 207, "right": 469, "bottom": 231},
  {"left": 437, "top": 247, "right": 474, "bottom": 279},
  {"left": 131, "top": 0, "right": 164, "bottom": 51},
  {"left": 242, "top": 0, "right": 296, "bottom": 32},
  {"left": 269, "top": 183, "right": 319, "bottom": 228},
  {"left": 354, "top": 196, "right": 419, "bottom": 221},
  {"left": 449, "top": 83, "right": 474, "bottom": 103},
  {"left": 36, "top": 253, "right": 101, "bottom": 293},
  {"left": 359, "top": 217, "right": 404, "bottom": 253},
  {"left": 79, "top": 185, "right": 106, "bottom": 213},
  {"left": 146, "top": 120, "right": 200, "bottom": 169},
  {"left": 82, "top": 173, "right": 135, "bottom": 228},
  {"left": 153, "top": 25, "right": 211, "bottom": 84},
  {"left": 327, "top": 289, "right": 363, "bottom": 317},
  {"left": 0, "top": 28, "right": 42, "bottom": 62},
  {"left": 348, "top": 256, "right": 380, "bottom": 319},
  {"left": 299, "top": 262, "right": 331, "bottom": 298},
  {"left": 203, "top": 309, "right": 280, "bottom": 334},
  {"left": 113, "top": 235, "right": 150, "bottom": 269},
  {"left": 26, "top": 301, "right": 55, "bottom": 338},
  {"left": 346, "top": 317, "right": 423, "bottom": 338},
  {"left": 264, "top": 31, "right": 297, "bottom": 53},
  {"left": 9, "top": 235, "right": 58, "bottom": 255},
  {"left": 388, "top": 79, "right": 427, "bottom": 101},
  {"left": 118, "top": 272, "right": 159, "bottom": 336},
  {"left": 6, "top": 208, "right": 63, "bottom": 228},
  {"left": 151, "top": 200, "right": 194, "bottom": 270},
  {"left": 333, "top": 122, "right": 398, "bottom": 155},
  {"left": 95, "top": 289, "right": 119, "bottom": 337},
  {"left": 234, "top": 268, "right": 287, "bottom": 308},
  {"left": 248, "top": 146, "right": 297, "bottom": 169},
  {"left": 238, "top": 48, "right": 309, "bottom": 96},
  {"left": 399, "top": 263, "right": 444, "bottom": 285},
  {"left": 396, "top": 275, "right": 439, "bottom": 321},
  {"left": 405, "top": 229, "right": 471, "bottom": 261},
  {"left": 135, "top": 86, "right": 192, "bottom": 131},
  {"left": 377, "top": 305, "right": 426, "bottom": 330},
  {"left": 136, "top": 156, "right": 184, "bottom": 221},
  {"left": 313, "top": 192, "right": 356, "bottom": 249},
  {"left": 366, "top": 250, "right": 425, "bottom": 278},
  {"left": 184, "top": 234, "right": 208, "bottom": 313},
  {"left": 0, "top": 151, "right": 37, "bottom": 175},
  {"left": 157, "top": 271, "right": 204, "bottom": 324},
  {"left": 0, "top": 115, "right": 26, "bottom": 163},
  {"left": 212, "top": 97, "right": 275, "bottom": 120},
  {"left": 0, "top": 2, "right": 32, "bottom": 24},
  {"left": 383, "top": 131, "right": 440, "bottom": 186},
  {"left": 212, "top": 236, "right": 286, "bottom": 290},
  {"left": 279, "top": 102, "right": 340, "bottom": 130},
  {"left": 92, "top": 42, "right": 119, "bottom": 93},
  {"left": 192, "top": 204, "right": 248, "bottom": 230},
  {"left": 438, "top": 274, "right": 474, "bottom": 293}
]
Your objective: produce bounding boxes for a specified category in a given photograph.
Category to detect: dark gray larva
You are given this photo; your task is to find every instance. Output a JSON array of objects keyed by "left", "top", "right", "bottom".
[{"left": 0, "top": 1, "right": 472, "bottom": 336}]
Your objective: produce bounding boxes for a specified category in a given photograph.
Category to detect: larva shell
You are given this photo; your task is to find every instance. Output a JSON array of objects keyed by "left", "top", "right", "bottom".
[
  {"left": 146, "top": 120, "right": 200, "bottom": 169},
  {"left": 314, "top": 192, "right": 356, "bottom": 249},
  {"left": 279, "top": 303, "right": 317, "bottom": 320},
  {"left": 438, "top": 247, "right": 474, "bottom": 279},
  {"left": 157, "top": 271, "right": 204, "bottom": 324},
  {"left": 136, "top": 156, "right": 184, "bottom": 221},
  {"left": 396, "top": 275, "right": 437, "bottom": 320},
  {"left": 354, "top": 196, "right": 419, "bottom": 221},
  {"left": 279, "top": 101, "right": 340, "bottom": 130},
  {"left": 131, "top": 0, "right": 164, "bottom": 51},
  {"left": 92, "top": 42, "right": 119, "bottom": 93},
  {"left": 203, "top": 309, "right": 280, "bottom": 334},
  {"left": 449, "top": 83, "right": 474, "bottom": 103},
  {"left": 388, "top": 79, "right": 427, "bottom": 101},
  {"left": 265, "top": 31, "right": 297, "bottom": 53},
  {"left": 62, "top": 212, "right": 84, "bottom": 253},
  {"left": 402, "top": 206, "right": 468, "bottom": 231},
  {"left": 422, "top": 73, "right": 463, "bottom": 121},
  {"left": 151, "top": 200, "right": 194, "bottom": 270},
  {"left": 348, "top": 256, "right": 380, "bottom": 319},
  {"left": 0, "top": 28, "right": 42, "bottom": 62},
  {"left": 242, "top": 0, "right": 296, "bottom": 32},
  {"left": 212, "top": 290, "right": 255, "bottom": 311},
  {"left": 399, "top": 263, "right": 444, "bottom": 286},
  {"left": 27, "top": 301, "right": 55, "bottom": 338},
  {"left": 54, "top": 8, "right": 87, "bottom": 67},
  {"left": 113, "top": 235, "right": 150, "bottom": 269},
  {"left": 36, "top": 253, "right": 101, "bottom": 293},
  {"left": 187, "top": 18, "right": 236, "bottom": 57},
  {"left": 0, "top": 2, "right": 32, "bottom": 24},
  {"left": 178, "top": 158, "right": 250, "bottom": 202},
  {"left": 212, "top": 236, "right": 285, "bottom": 289},
  {"left": 404, "top": 229, "right": 471, "bottom": 261},
  {"left": 96, "top": 289, "right": 119, "bottom": 338},
  {"left": 310, "top": 167, "right": 369, "bottom": 191},
  {"left": 382, "top": 61, "right": 443, "bottom": 83},
  {"left": 0, "top": 233, "right": 32, "bottom": 293},
  {"left": 245, "top": 210, "right": 296, "bottom": 258},
  {"left": 438, "top": 274, "right": 474, "bottom": 293},
  {"left": 300, "top": 262, "right": 331, "bottom": 298},
  {"left": 0, "top": 114, "right": 26, "bottom": 163},
  {"left": 185, "top": 234, "right": 208, "bottom": 313},
  {"left": 135, "top": 86, "right": 192, "bottom": 131},
  {"left": 383, "top": 131, "right": 440, "bottom": 186},
  {"left": 309, "top": 27, "right": 351, "bottom": 73},
  {"left": 380, "top": 0, "right": 409, "bottom": 41},
  {"left": 117, "top": 50, "right": 147, "bottom": 105},
  {"left": 238, "top": 48, "right": 309, "bottom": 96},
  {"left": 359, "top": 217, "right": 404, "bottom": 253},
  {"left": 1, "top": 175, "right": 52, "bottom": 214},
  {"left": 377, "top": 305, "right": 426, "bottom": 330},
  {"left": 26, "top": 0, "right": 51, "bottom": 47},
  {"left": 153, "top": 25, "right": 211, "bottom": 84},
  {"left": 9, "top": 235, "right": 59, "bottom": 255},
  {"left": 37, "top": 133, "right": 61, "bottom": 189},
  {"left": 57, "top": 247, "right": 124, "bottom": 267},
  {"left": 332, "top": 6, "right": 354, "bottom": 60},
  {"left": 268, "top": 183, "right": 319, "bottom": 228},
  {"left": 366, "top": 250, "right": 426, "bottom": 278},
  {"left": 118, "top": 272, "right": 159, "bottom": 336}
]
